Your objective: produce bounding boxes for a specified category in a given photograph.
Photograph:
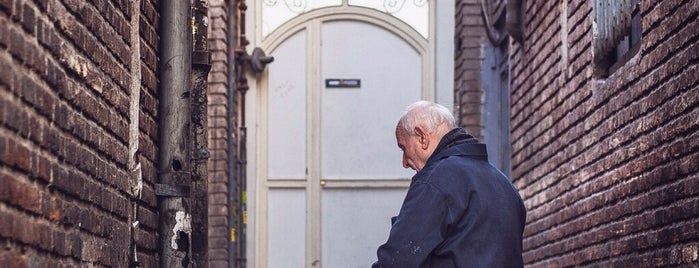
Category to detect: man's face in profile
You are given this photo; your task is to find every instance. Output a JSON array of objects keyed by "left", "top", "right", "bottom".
[{"left": 396, "top": 127, "right": 426, "bottom": 172}]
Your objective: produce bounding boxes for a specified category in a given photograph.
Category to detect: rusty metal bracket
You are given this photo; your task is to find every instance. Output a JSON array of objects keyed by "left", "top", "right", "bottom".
[{"left": 155, "top": 184, "right": 191, "bottom": 197}]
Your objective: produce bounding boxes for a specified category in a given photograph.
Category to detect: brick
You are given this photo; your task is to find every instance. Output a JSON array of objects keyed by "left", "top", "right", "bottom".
[
  {"left": 209, "top": 215, "right": 227, "bottom": 227},
  {"left": 0, "top": 128, "right": 7, "bottom": 160},
  {"left": 70, "top": 231, "right": 83, "bottom": 259},
  {"left": 52, "top": 168, "right": 85, "bottom": 201},
  {"left": 209, "top": 260, "right": 230, "bottom": 268},
  {"left": 141, "top": 41, "right": 157, "bottom": 69},
  {"left": 0, "top": 172, "right": 12, "bottom": 202},
  {"left": 0, "top": 0, "right": 10, "bottom": 14},
  {"left": 208, "top": 248, "right": 228, "bottom": 260},
  {"left": 7, "top": 26, "right": 25, "bottom": 63},
  {"left": 0, "top": 247, "right": 27, "bottom": 267},
  {"left": 0, "top": 17, "right": 8, "bottom": 49},
  {"left": 135, "top": 228, "right": 157, "bottom": 250},
  {"left": 78, "top": 207, "right": 103, "bottom": 235},
  {"left": 20, "top": 1, "right": 35, "bottom": 34},
  {"left": 6, "top": 139, "right": 30, "bottom": 172},
  {"left": 24, "top": 219, "right": 43, "bottom": 247},
  {"left": 51, "top": 229, "right": 69, "bottom": 256},
  {"left": 21, "top": 182, "right": 42, "bottom": 214},
  {"left": 141, "top": 0, "right": 157, "bottom": 25}
]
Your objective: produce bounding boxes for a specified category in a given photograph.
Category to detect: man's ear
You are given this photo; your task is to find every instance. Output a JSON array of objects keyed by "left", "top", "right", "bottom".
[{"left": 414, "top": 126, "right": 429, "bottom": 149}]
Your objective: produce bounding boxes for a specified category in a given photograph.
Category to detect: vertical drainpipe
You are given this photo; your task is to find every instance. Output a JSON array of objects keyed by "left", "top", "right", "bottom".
[
  {"left": 234, "top": 1, "right": 250, "bottom": 267},
  {"left": 231, "top": 2, "right": 273, "bottom": 266},
  {"left": 227, "top": 0, "right": 239, "bottom": 266},
  {"left": 157, "top": 0, "right": 193, "bottom": 267},
  {"left": 191, "top": 0, "right": 211, "bottom": 267}
]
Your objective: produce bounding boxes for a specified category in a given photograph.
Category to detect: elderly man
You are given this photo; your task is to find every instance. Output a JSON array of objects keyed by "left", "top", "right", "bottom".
[{"left": 373, "top": 101, "right": 527, "bottom": 268}]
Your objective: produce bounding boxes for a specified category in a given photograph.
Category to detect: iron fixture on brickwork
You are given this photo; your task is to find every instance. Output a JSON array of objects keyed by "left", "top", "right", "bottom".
[
  {"left": 232, "top": 1, "right": 274, "bottom": 267},
  {"left": 481, "top": 0, "right": 523, "bottom": 45},
  {"left": 157, "top": 0, "right": 211, "bottom": 267}
]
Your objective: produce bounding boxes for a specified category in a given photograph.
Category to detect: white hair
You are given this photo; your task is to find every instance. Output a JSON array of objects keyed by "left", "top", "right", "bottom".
[{"left": 397, "top": 101, "right": 456, "bottom": 135}]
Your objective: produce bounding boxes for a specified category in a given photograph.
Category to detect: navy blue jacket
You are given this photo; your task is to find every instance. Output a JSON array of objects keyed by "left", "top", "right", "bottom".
[{"left": 373, "top": 128, "right": 526, "bottom": 268}]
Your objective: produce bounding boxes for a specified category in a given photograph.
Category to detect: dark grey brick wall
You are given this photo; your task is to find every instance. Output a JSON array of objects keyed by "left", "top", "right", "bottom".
[
  {"left": 454, "top": 0, "right": 487, "bottom": 138},
  {"left": 508, "top": 0, "right": 699, "bottom": 266}
]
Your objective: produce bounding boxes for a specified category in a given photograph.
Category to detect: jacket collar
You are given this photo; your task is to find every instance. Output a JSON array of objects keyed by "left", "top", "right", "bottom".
[{"left": 429, "top": 128, "right": 488, "bottom": 162}]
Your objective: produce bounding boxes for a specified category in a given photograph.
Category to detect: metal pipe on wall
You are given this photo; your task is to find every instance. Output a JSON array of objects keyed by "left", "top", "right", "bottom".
[
  {"left": 234, "top": 1, "right": 250, "bottom": 267},
  {"left": 157, "top": 0, "right": 193, "bottom": 266},
  {"left": 227, "top": 0, "right": 239, "bottom": 266},
  {"left": 230, "top": 1, "right": 273, "bottom": 266}
]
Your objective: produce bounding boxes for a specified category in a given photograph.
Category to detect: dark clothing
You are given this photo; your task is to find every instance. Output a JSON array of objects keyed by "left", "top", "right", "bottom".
[{"left": 373, "top": 128, "right": 526, "bottom": 268}]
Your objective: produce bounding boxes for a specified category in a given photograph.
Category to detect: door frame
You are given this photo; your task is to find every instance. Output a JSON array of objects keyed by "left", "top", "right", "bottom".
[{"left": 245, "top": 2, "right": 454, "bottom": 267}]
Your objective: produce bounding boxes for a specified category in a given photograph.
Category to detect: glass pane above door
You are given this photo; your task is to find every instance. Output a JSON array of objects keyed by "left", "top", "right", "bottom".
[
  {"left": 262, "top": 0, "right": 342, "bottom": 37},
  {"left": 349, "top": 0, "right": 429, "bottom": 38},
  {"left": 262, "top": 1, "right": 429, "bottom": 38}
]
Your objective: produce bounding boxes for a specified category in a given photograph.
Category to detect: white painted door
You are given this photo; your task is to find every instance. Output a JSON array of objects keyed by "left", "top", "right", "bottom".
[
  {"left": 249, "top": 2, "right": 453, "bottom": 267},
  {"left": 318, "top": 20, "right": 420, "bottom": 268}
]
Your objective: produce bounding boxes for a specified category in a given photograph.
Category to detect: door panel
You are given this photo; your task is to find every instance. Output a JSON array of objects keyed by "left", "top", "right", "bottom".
[
  {"left": 268, "top": 30, "right": 308, "bottom": 180},
  {"left": 321, "top": 21, "right": 419, "bottom": 179},
  {"left": 321, "top": 189, "right": 407, "bottom": 268},
  {"left": 268, "top": 189, "right": 306, "bottom": 268}
]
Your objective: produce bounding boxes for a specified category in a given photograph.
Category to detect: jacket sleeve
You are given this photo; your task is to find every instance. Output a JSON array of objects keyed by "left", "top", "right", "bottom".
[{"left": 374, "top": 181, "right": 449, "bottom": 268}]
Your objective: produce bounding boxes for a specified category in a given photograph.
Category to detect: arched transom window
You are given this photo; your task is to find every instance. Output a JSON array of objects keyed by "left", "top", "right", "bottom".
[{"left": 262, "top": 0, "right": 429, "bottom": 38}]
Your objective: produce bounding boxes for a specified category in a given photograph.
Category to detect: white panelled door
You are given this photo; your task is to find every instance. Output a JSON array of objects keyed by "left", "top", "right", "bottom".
[
  {"left": 249, "top": 1, "right": 453, "bottom": 267},
  {"left": 319, "top": 20, "right": 420, "bottom": 267}
]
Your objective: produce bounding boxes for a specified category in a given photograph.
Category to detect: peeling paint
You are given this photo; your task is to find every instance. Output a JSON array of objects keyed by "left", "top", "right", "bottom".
[
  {"left": 131, "top": 162, "right": 143, "bottom": 197},
  {"left": 171, "top": 211, "right": 192, "bottom": 250},
  {"left": 682, "top": 244, "right": 698, "bottom": 263},
  {"left": 64, "top": 55, "right": 89, "bottom": 78}
]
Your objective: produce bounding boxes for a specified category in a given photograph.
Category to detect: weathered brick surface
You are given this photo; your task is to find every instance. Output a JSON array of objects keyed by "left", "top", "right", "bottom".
[
  {"left": 455, "top": 0, "right": 487, "bottom": 138},
  {"left": 206, "top": 0, "right": 232, "bottom": 266},
  {"left": 507, "top": 0, "right": 699, "bottom": 266},
  {"left": 0, "top": 0, "right": 159, "bottom": 266}
]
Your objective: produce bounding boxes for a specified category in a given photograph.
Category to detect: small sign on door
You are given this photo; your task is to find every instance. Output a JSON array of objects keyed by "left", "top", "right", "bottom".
[{"left": 325, "top": 79, "right": 361, "bottom": 88}]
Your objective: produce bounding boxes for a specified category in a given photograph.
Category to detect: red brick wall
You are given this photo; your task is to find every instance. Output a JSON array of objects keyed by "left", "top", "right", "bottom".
[
  {"left": 510, "top": 0, "right": 699, "bottom": 266},
  {"left": 0, "top": 0, "right": 160, "bottom": 266},
  {"left": 207, "top": 0, "right": 232, "bottom": 267}
]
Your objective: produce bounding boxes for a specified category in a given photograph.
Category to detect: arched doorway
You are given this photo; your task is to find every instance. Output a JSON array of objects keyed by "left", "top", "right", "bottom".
[{"left": 244, "top": 1, "right": 453, "bottom": 267}]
